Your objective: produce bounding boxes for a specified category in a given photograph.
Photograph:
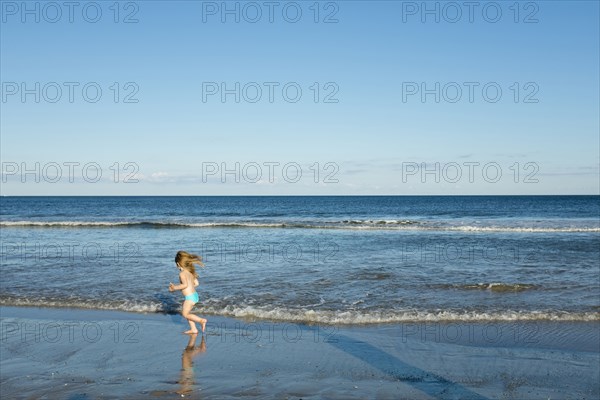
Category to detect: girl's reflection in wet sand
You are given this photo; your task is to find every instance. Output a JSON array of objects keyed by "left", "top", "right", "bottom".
[{"left": 177, "top": 334, "right": 207, "bottom": 396}]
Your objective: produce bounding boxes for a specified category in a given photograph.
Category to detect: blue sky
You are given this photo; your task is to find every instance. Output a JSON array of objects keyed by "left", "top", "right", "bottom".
[{"left": 1, "top": 0, "right": 598, "bottom": 195}]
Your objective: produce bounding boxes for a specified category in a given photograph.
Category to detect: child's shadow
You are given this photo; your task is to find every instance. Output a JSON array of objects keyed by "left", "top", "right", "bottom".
[{"left": 153, "top": 293, "right": 182, "bottom": 324}]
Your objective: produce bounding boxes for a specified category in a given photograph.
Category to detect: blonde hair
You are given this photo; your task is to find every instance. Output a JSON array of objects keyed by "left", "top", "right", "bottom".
[{"left": 175, "top": 250, "right": 204, "bottom": 278}]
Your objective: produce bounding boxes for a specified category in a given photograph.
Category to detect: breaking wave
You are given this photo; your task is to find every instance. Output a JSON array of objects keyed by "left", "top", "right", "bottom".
[
  {"left": 2, "top": 297, "right": 597, "bottom": 324},
  {"left": 2, "top": 220, "right": 598, "bottom": 233}
]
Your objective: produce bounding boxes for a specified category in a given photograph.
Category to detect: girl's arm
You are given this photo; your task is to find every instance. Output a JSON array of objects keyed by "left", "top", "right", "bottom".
[
  {"left": 194, "top": 277, "right": 199, "bottom": 287},
  {"left": 169, "top": 272, "right": 188, "bottom": 291}
]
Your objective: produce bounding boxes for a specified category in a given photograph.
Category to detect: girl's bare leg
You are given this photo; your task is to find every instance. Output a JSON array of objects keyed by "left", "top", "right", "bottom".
[
  {"left": 181, "top": 301, "right": 207, "bottom": 333},
  {"left": 187, "top": 319, "right": 197, "bottom": 332}
]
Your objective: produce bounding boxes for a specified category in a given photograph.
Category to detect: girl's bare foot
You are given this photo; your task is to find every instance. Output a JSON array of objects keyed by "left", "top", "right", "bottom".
[
  {"left": 200, "top": 319, "right": 207, "bottom": 333},
  {"left": 183, "top": 329, "right": 198, "bottom": 335}
]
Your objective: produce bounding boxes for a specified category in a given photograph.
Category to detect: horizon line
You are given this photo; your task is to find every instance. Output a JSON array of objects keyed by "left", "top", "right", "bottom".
[{"left": 1, "top": 194, "right": 599, "bottom": 197}]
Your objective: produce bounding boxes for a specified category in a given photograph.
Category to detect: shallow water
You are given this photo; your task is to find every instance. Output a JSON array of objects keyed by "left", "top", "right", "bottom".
[{"left": 1, "top": 196, "right": 599, "bottom": 324}]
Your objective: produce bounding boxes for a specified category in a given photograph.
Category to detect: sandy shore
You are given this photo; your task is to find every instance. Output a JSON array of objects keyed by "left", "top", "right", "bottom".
[{"left": 1, "top": 306, "right": 598, "bottom": 399}]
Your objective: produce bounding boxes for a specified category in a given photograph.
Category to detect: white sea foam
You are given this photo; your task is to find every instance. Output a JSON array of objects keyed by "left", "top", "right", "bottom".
[
  {"left": 0, "top": 220, "right": 288, "bottom": 228},
  {"left": 205, "top": 306, "right": 600, "bottom": 324},
  {"left": 1, "top": 220, "right": 598, "bottom": 232},
  {"left": 442, "top": 225, "right": 600, "bottom": 233},
  {"left": 2, "top": 298, "right": 598, "bottom": 324}
]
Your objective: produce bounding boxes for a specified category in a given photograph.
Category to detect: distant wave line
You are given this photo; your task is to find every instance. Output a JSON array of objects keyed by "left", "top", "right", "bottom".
[{"left": 1, "top": 220, "right": 598, "bottom": 233}]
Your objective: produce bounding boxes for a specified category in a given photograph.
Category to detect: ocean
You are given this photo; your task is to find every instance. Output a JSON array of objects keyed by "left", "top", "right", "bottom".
[{"left": 1, "top": 196, "right": 598, "bottom": 324}]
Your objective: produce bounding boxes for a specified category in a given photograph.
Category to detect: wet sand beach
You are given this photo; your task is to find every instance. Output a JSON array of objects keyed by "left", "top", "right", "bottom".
[{"left": 1, "top": 306, "right": 598, "bottom": 399}]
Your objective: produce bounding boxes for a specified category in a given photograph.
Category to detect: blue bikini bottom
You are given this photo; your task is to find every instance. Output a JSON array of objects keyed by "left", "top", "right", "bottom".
[{"left": 184, "top": 292, "right": 199, "bottom": 303}]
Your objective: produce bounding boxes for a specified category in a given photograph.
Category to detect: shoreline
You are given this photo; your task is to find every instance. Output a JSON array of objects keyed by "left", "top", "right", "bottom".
[
  {"left": 2, "top": 300, "right": 598, "bottom": 326},
  {"left": 1, "top": 306, "right": 599, "bottom": 399}
]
